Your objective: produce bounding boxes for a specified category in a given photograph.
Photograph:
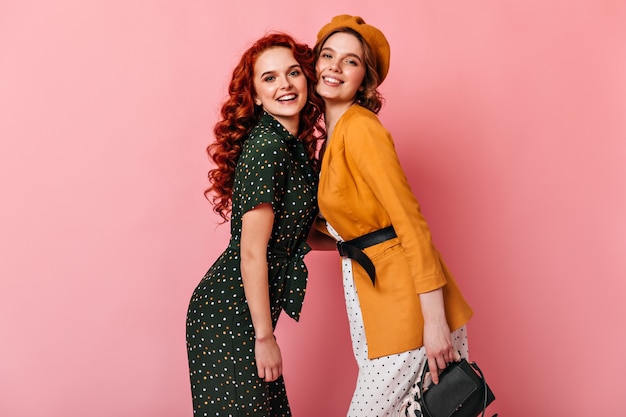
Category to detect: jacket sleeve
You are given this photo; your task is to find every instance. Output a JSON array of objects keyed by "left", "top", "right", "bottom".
[{"left": 344, "top": 114, "right": 447, "bottom": 293}]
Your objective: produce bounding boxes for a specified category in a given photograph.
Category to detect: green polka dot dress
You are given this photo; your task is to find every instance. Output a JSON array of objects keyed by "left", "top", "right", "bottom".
[{"left": 186, "top": 113, "right": 318, "bottom": 417}]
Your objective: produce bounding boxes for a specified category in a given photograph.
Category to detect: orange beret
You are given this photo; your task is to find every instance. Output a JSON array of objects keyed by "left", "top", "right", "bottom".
[{"left": 316, "top": 14, "right": 390, "bottom": 84}]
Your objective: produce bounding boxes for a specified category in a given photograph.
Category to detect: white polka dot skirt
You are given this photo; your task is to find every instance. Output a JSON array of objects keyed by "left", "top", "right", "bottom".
[{"left": 326, "top": 222, "right": 469, "bottom": 417}]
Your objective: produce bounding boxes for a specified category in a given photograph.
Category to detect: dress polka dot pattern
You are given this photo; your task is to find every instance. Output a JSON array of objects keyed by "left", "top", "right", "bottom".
[
  {"left": 186, "top": 113, "right": 318, "bottom": 417},
  {"left": 326, "top": 222, "right": 469, "bottom": 417}
]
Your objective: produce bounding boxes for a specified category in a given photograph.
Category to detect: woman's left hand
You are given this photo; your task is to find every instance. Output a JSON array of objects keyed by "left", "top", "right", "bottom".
[
  {"left": 423, "top": 317, "right": 457, "bottom": 384},
  {"left": 419, "top": 288, "right": 458, "bottom": 385},
  {"left": 254, "top": 335, "right": 283, "bottom": 382}
]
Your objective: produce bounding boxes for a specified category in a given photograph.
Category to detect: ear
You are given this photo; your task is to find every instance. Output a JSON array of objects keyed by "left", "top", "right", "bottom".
[{"left": 254, "top": 96, "right": 262, "bottom": 106}]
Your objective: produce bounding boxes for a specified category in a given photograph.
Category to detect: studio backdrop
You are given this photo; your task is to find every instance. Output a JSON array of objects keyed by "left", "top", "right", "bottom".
[{"left": 1, "top": 1, "right": 625, "bottom": 416}]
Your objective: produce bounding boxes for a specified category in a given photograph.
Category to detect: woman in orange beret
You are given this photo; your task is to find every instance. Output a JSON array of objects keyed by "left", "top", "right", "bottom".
[{"left": 313, "top": 15, "right": 474, "bottom": 416}]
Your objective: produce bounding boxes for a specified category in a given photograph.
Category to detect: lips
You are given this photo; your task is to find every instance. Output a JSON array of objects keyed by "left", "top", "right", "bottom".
[
  {"left": 277, "top": 94, "right": 297, "bottom": 101},
  {"left": 323, "top": 76, "right": 343, "bottom": 85}
]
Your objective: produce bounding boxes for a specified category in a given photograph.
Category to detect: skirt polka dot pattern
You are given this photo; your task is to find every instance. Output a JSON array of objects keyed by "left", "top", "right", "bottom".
[{"left": 326, "top": 222, "right": 469, "bottom": 417}]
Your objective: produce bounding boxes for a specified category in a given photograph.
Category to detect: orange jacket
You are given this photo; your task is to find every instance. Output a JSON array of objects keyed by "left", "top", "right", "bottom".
[{"left": 317, "top": 105, "right": 473, "bottom": 359}]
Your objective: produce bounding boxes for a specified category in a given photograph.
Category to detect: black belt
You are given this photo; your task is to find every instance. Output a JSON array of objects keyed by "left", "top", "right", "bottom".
[{"left": 336, "top": 226, "right": 397, "bottom": 286}]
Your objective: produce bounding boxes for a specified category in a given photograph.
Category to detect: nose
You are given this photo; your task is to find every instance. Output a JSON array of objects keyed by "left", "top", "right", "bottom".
[
  {"left": 280, "top": 75, "right": 293, "bottom": 89},
  {"left": 328, "top": 59, "right": 341, "bottom": 73}
]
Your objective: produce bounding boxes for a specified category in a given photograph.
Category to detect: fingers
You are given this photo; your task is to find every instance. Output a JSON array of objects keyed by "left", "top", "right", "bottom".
[
  {"left": 428, "top": 356, "right": 441, "bottom": 385},
  {"left": 428, "top": 347, "right": 457, "bottom": 385},
  {"left": 254, "top": 338, "right": 283, "bottom": 382},
  {"left": 256, "top": 363, "right": 282, "bottom": 382},
  {"left": 264, "top": 365, "right": 282, "bottom": 382},
  {"left": 443, "top": 348, "right": 457, "bottom": 365},
  {"left": 265, "top": 364, "right": 282, "bottom": 382},
  {"left": 422, "top": 317, "right": 456, "bottom": 385}
]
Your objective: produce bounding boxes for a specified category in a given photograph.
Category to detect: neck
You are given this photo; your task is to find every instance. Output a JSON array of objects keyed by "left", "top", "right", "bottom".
[
  {"left": 324, "top": 101, "right": 354, "bottom": 139},
  {"left": 283, "top": 121, "right": 299, "bottom": 137}
]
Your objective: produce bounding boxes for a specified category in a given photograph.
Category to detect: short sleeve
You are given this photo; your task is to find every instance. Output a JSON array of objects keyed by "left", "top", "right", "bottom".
[{"left": 234, "top": 131, "right": 289, "bottom": 216}]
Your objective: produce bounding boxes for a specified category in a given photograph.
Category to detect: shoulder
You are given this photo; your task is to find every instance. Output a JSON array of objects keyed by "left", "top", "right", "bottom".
[
  {"left": 244, "top": 115, "right": 290, "bottom": 157},
  {"left": 339, "top": 105, "right": 393, "bottom": 146}
]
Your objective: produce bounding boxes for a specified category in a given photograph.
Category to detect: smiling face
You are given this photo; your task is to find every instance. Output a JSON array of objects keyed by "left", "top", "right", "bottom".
[
  {"left": 253, "top": 46, "right": 308, "bottom": 135},
  {"left": 315, "top": 32, "right": 366, "bottom": 108}
]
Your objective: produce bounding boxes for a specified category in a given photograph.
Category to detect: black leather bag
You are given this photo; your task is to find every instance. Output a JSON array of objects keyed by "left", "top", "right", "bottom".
[{"left": 419, "top": 358, "right": 495, "bottom": 417}]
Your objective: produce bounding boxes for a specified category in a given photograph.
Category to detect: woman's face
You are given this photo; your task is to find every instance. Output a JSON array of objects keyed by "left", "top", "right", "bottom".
[
  {"left": 253, "top": 46, "right": 308, "bottom": 135},
  {"left": 316, "top": 32, "right": 366, "bottom": 106}
]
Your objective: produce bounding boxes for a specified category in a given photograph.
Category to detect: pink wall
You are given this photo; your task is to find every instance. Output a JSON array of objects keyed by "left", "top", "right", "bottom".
[{"left": 1, "top": 1, "right": 624, "bottom": 416}]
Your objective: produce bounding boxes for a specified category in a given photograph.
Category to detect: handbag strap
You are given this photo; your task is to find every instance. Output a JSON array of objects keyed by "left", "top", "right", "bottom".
[
  {"left": 419, "top": 359, "right": 493, "bottom": 417},
  {"left": 469, "top": 361, "right": 490, "bottom": 417}
]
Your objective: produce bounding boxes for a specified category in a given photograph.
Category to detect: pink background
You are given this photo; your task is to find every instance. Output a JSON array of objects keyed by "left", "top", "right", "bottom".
[{"left": 1, "top": 1, "right": 625, "bottom": 416}]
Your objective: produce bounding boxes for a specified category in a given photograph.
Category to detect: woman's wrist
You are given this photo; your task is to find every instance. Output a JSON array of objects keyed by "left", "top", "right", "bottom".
[
  {"left": 254, "top": 333, "right": 275, "bottom": 342},
  {"left": 418, "top": 288, "right": 446, "bottom": 321}
]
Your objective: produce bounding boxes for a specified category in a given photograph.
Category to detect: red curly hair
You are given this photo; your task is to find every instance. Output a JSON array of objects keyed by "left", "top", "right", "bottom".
[{"left": 206, "top": 33, "right": 324, "bottom": 221}]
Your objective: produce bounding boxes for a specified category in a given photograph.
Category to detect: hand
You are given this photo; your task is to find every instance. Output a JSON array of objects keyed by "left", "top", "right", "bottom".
[
  {"left": 254, "top": 336, "right": 283, "bottom": 382},
  {"left": 422, "top": 319, "right": 457, "bottom": 385}
]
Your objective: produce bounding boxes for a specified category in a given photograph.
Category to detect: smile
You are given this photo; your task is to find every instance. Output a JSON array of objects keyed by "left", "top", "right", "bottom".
[
  {"left": 323, "top": 76, "right": 343, "bottom": 85},
  {"left": 277, "top": 94, "right": 297, "bottom": 101}
]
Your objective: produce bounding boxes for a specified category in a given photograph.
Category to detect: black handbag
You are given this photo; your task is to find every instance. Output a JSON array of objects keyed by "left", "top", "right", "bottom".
[{"left": 418, "top": 358, "right": 496, "bottom": 417}]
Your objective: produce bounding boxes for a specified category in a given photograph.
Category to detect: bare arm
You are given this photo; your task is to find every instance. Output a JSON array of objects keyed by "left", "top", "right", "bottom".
[
  {"left": 240, "top": 203, "right": 282, "bottom": 382},
  {"left": 419, "top": 288, "right": 457, "bottom": 384},
  {"left": 306, "top": 216, "right": 337, "bottom": 251}
]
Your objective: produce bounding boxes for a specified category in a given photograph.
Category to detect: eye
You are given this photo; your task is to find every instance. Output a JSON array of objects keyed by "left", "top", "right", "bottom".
[
  {"left": 320, "top": 52, "right": 333, "bottom": 59},
  {"left": 345, "top": 58, "right": 358, "bottom": 66},
  {"left": 263, "top": 75, "right": 276, "bottom": 82},
  {"left": 289, "top": 69, "right": 301, "bottom": 77}
]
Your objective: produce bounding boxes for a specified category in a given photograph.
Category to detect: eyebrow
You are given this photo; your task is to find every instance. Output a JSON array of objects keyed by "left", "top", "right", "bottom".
[{"left": 259, "top": 64, "right": 302, "bottom": 79}]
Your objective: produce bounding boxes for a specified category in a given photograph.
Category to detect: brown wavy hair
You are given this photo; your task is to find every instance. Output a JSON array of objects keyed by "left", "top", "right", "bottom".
[
  {"left": 314, "top": 27, "right": 385, "bottom": 114},
  {"left": 206, "top": 33, "right": 324, "bottom": 221}
]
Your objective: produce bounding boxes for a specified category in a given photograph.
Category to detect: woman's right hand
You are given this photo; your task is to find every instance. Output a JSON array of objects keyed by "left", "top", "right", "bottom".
[{"left": 255, "top": 335, "right": 283, "bottom": 382}]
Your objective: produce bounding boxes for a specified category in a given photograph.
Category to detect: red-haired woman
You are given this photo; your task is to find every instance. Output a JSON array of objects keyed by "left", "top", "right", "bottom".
[{"left": 186, "top": 33, "right": 327, "bottom": 417}]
